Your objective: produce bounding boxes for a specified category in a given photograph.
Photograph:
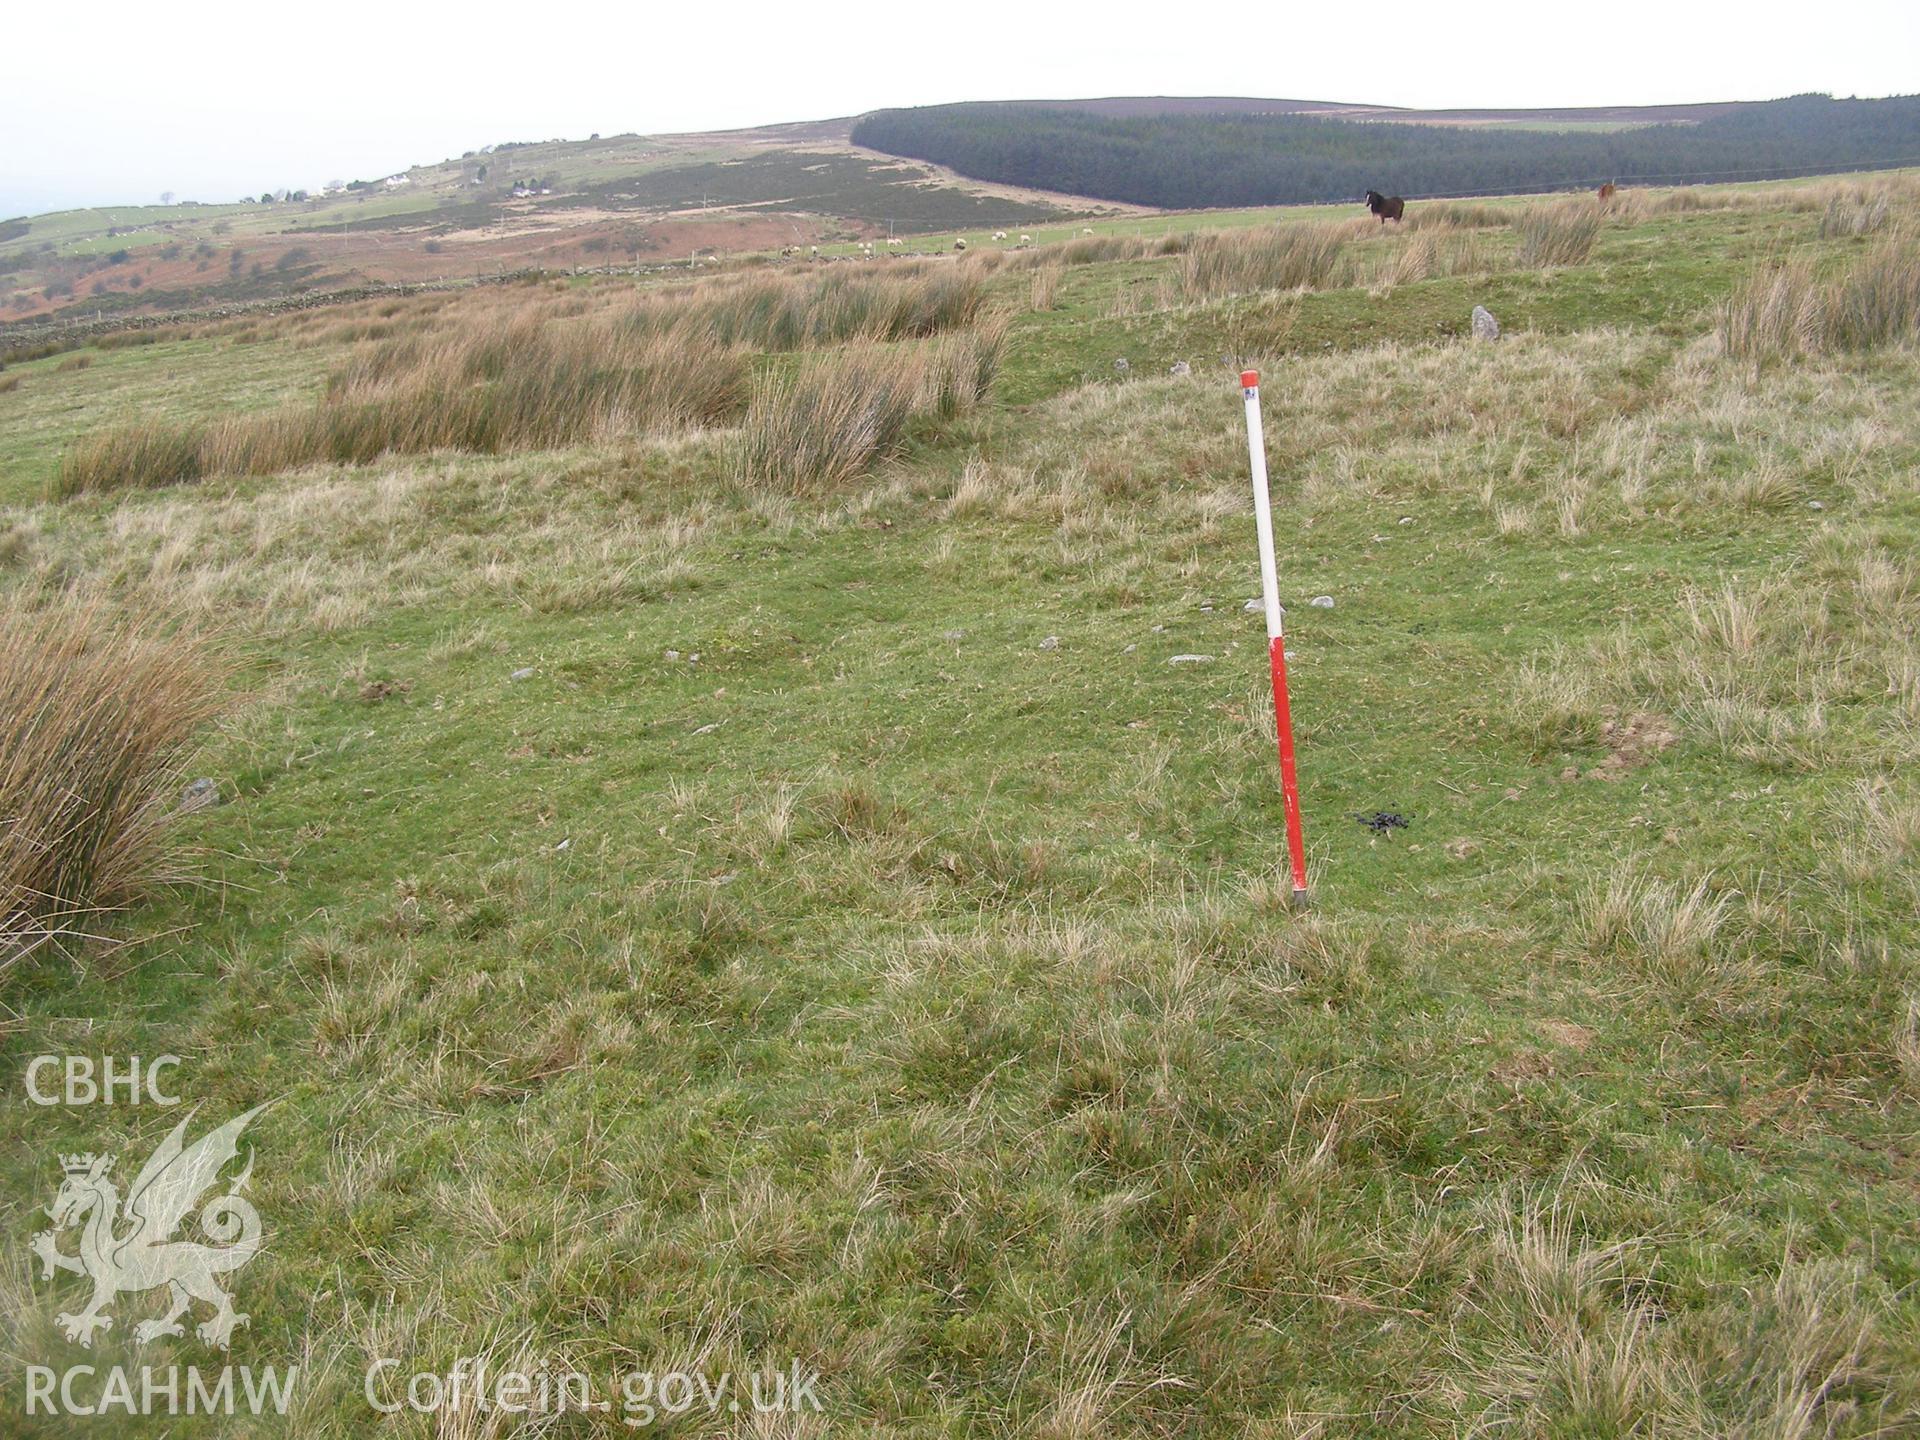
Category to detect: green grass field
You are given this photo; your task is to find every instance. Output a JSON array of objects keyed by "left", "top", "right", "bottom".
[{"left": 3, "top": 175, "right": 1918, "bottom": 1437}]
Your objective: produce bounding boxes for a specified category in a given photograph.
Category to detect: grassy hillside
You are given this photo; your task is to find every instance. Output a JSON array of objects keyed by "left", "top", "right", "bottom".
[
  {"left": 3, "top": 172, "right": 1919, "bottom": 1436},
  {"left": 853, "top": 93, "right": 1920, "bottom": 209},
  {"left": 0, "top": 124, "right": 1082, "bottom": 328}
]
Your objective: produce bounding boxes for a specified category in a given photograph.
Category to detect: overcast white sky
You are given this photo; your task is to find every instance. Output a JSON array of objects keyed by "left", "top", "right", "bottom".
[{"left": 4, "top": 0, "right": 1915, "bottom": 217}]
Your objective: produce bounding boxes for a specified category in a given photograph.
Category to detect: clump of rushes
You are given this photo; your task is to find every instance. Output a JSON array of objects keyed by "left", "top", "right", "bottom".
[
  {"left": 735, "top": 320, "right": 1007, "bottom": 492},
  {"left": 1178, "top": 221, "right": 1348, "bottom": 300},
  {"left": 1513, "top": 200, "right": 1602, "bottom": 266},
  {"left": 54, "top": 318, "right": 744, "bottom": 497},
  {"left": 1, "top": 598, "right": 226, "bottom": 969},
  {"left": 734, "top": 350, "right": 923, "bottom": 494},
  {"left": 1719, "top": 231, "right": 1920, "bottom": 361}
]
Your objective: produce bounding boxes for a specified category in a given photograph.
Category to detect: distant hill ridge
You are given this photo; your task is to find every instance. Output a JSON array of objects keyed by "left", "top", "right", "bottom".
[{"left": 949, "top": 96, "right": 1756, "bottom": 124}]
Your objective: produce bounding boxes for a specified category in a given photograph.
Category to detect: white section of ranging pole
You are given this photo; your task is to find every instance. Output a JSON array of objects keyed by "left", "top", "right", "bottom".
[
  {"left": 1240, "top": 368, "right": 1311, "bottom": 897},
  {"left": 1241, "top": 372, "right": 1284, "bottom": 641}
]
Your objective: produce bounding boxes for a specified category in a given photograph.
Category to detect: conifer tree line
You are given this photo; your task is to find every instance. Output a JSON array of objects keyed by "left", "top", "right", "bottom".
[{"left": 850, "top": 95, "right": 1920, "bottom": 208}]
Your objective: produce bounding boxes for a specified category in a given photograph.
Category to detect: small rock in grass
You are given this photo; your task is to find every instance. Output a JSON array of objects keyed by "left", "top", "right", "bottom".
[
  {"left": 1123, "top": 644, "right": 1138, "bottom": 654},
  {"left": 692, "top": 722, "right": 720, "bottom": 735},
  {"left": 509, "top": 667, "right": 537, "bottom": 682},
  {"left": 942, "top": 629, "right": 965, "bottom": 641},
  {"left": 664, "top": 649, "right": 680, "bottom": 660},
  {"left": 1169, "top": 360, "right": 1191, "bottom": 376},
  {"left": 1151, "top": 624, "right": 1166, "bottom": 634},
  {"left": 1113, "top": 357, "right": 1130, "bottom": 375},
  {"left": 1169, "top": 653, "right": 1214, "bottom": 665},
  {"left": 1471, "top": 305, "right": 1500, "bottom": 341},
  {"left": 179, "top": 778, "right": 221, "bottom": 813},
  {"left": 1244, "top": 598, "right": 1261, "bottom": 612},
  {"left": 1039, "top": 635, "right": 1060, "bottom": 651},
  {"left": 1398, "top": 515, "right": 1414, "bottom": 525},
  {"left": 1808, "top": 500, "right": 1826, "bottom": 511},
  {"left": 1309, "top": 595, "right": 1334, "bottom": 609}
]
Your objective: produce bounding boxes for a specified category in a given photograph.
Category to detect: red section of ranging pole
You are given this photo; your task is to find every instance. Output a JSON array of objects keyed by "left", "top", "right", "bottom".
[{"left": 1240, "top": 370, "right": 1310, "bottom": 895}]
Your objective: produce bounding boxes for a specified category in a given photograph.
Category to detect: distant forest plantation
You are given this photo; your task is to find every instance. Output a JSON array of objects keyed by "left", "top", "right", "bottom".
[{"left": 851, "top": 95, "right": 1920, "bottom": 209}]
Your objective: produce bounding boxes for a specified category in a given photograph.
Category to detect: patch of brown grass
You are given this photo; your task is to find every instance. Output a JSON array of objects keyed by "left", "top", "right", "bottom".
[
  {"left": 1, "top": 598, "right": 226, "bottom": 969},
  {"left": 1720, "top": 231, "right": 1920, "bottom": 361},
  {"left": 1514, "top": 200, "right": 1602, "bottom": 266},
  {"left": 1177, "top": 221, "right": 1350, "bottom": 300}
]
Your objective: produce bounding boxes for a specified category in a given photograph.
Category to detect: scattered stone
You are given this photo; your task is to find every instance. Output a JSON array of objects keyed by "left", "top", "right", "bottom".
[
  {"left": 692, "top": 722, "right": 720, "bottom": 735},
  {"left": 1039, "top": 635, "right": 1060, "bottom": 651},
  {"left": 1113, "top": 357, "right": 1130, "bottom": 375},
  {"left": 1123, "top": 644, "right": 1137, "bottom": 654},
  {"left": 553, "top": 838, "right": 571, "bottom": 852},
  {"left": 688, "top": 652, "right": 701, "bottom": 663},
  {"left": 1244, "top": 598, "right": 1261, "bottom": 612},
  {"left": 179, "top": 778, "right": 221, "bottom": 813},
  {"left": 1151, "top": 624, "right": 1166, "bottom": 634},
  {"left": 1808, "top": 500, "right": 1826, "bottom": 511},
  {"left": 1284, "top": 650, "right": 1297, "bottom": 662},
  {"left": 664, "top": 649, "right": 680, "bottom": 660},
  {"left": 509, "top": 667, "right": 537, "bottom": 682},
  {"left": 1471, "top": 305, "right": 1501, "bottom": 341},
  {"left": 1168, "top": 653, "right": 1214, "bottom": 665},
  {"left": 942, "top": 629, "right": 965, "bottom": 641},
  {"left": 1199, "top": 604, "right": 1214, "bottom": 614},
  {"left": 1398, "top": 515, "right": 1414, "bottom": 525},
  {"left": 1353, "top": 809, "right": 1410, "bottom": 834},
  {"left": 1309, "top": 595, "right": 1335, "bottom": 609},
  {"left": 1169, "top": 360, "right": 1191, "bottom": 377}
]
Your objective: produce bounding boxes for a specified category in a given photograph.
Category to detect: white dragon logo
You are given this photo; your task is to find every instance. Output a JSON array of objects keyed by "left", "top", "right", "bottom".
[{"left": 30, "top": 1103, "right": 269, "bottom": 1350}]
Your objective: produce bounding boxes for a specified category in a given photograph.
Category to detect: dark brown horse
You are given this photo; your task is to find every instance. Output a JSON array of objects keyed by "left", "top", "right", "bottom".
[{"left": 1364, "top": 190, "right": 1405, "bottom": 223}]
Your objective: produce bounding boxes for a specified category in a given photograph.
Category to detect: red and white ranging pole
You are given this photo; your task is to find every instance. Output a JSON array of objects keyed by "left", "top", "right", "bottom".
[{"left": 1239, "top": 370, "right": 1310, "bottom": 897}]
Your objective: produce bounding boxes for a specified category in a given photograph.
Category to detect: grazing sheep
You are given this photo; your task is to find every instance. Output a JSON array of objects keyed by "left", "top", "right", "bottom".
[
  {"left": 1081, "top": 227, "right": 1094, "bottom": 236},
  {"left": 1019, "top": 233, "right": 1032, "bottom": 245},
  {"left": 886, "top": 237, "right": 902, "bottom": 247},
  {"left": 992, "top": 231, "right": 1007, "bottom": 241},
  {"left": 953, "top": 238, "right": 968, "bottom": 252}
]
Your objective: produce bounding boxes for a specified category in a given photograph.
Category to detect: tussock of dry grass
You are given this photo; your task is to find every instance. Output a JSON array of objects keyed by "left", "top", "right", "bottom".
[
  {"left": 736, "top": 321, "right": 1007, "bottom": 492},
  {"left": 1177, "top": 221, "right": 1349, "bottom": 300},
  {"left": 1, "top": 597, "right": 225, "bottom": 968},
  {"left": 1821, "top": 188, "right": 1893, "bottom": 239},
  {"left": 1720, "top": 230, "right": 1920, "bottom": 361},
  {"left": 1466, "top": 1193, "right": 1911, "bottom": 1438},
  {"left": 1514, "top": 200, "right": 1603, "bottom": 266},
  {"left": 625, "top": 262, "right": 989, "bottom": 348},
  {"left": 1407, "top": 200, "right": 1513, "bottom": 230},
  {"left": 55, "top": 320, "right": 744, "bottom": 496},
  {"left": 52, "top": 263, "right": 999, "bottom": 496}
]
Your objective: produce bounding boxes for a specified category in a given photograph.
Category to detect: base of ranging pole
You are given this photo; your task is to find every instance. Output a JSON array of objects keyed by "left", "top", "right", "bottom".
[
  {"left": 1268, "top": 635, "right": 1310, "bottom": 898},
  {"left": 1241, "top": 369, "right": 1311, "bottom": 897}
]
